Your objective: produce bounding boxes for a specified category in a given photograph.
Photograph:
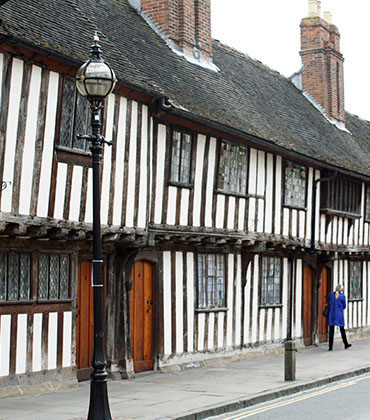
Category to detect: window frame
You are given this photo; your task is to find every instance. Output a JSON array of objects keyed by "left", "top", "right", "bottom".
[
  {"left": 259, "top": 256, "right": 283, "bottom": 307},
  {"left": 320, "top": 171, "right": 362, "bottom": 218},
  {"left": 216, "top": 139, "right": 249, "bottom": 197},
  {"left": 282, "top": 159, "right": 308, "bottom": 210},
  {"left": 196, "top": 253, "right": 227, "bottom": 311},
  {"left": 55, "top": 75, "right": 93, "bottom": 166},
  {"left": 349, "top": 260, "right": 363, "bottom": 301},
  {"left": 364, "top": 184, "right": 370, "bottom": 222},
  {"left": 168, "top": 128, "right": 194, "bottom": 188},
  {"left": 38, "top": 252, "right": 72, "bottom": 302},
  {"left": 0, "top": 250, "right": 33, "bottom": 303}
]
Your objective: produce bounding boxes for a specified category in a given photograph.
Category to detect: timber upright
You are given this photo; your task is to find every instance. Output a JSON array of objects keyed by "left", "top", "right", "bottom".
[{"left": 76, "top": 33, "right": 116, "bottom": 420}]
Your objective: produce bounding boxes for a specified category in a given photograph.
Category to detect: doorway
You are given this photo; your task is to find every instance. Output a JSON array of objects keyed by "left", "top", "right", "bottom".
[
  {"left": 76, "top": 261, "right": 94, "bottom": 381},
  {"left": 318, "top": 267, "right": 330, "bottom": 343},
  {"left": 130, "top": 261, "right": 154, "bottom": 373},
  {"left": 303, "top": 266, "right": 313, "bottom": 346}
]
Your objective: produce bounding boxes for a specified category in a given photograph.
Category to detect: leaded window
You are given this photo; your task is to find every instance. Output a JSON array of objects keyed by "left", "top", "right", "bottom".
[
  {"left": 59, "top": 77, "right": 90, "bottom": 151},
  {"left": 170, "top": 131, "right": 192, "bottom": 184},
  {"left": 349, "top": 261, "right": 362, "bottom": 300},
  {"left": 197, "top": 254, "right": 226, "bottom": 309},
  {"left": 218, "top": 141, "right": 248, "bottom": 194},
  {"left": 365, "top": 185, "right": 370, "bottom": 221},
  {"left": 0, "top": 252, "right": 31, "bottom": 301},
  {"left": 260, "top": 257, "right": 282, "bottom": 306},
  {"left": 38, "top": 253, "right": 71, "bottom": 300},
  {"left": 284, "top": 160, "right": 307, "bottom": 208}
]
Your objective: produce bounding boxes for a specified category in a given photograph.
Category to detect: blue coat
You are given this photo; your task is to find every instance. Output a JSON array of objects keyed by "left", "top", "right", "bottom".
[{"left": 328, "top": 292, "right": 346, "bottom": 327}]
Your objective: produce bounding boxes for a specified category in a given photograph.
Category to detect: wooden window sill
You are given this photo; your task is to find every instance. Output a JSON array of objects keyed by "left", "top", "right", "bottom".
[
  {"left": 195, "top": 308, "right": 228, "bottom": 313},
  {"left": 258, "top": 304, "right": 283, "bottom": 309},
  {"left": 56, "top": 146, "right": 92, "bottom": 167},
  {"left": 167, "top": 181, "right": 194, "bottom": 189},
  {"left": 320, "top": 208, "right": 361, "bottom": 219},
  {"left": 283, "top": 204, "right": 307, "bottom": 211}
]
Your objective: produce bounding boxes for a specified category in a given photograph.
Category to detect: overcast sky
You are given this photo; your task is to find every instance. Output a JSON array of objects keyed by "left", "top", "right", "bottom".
[{"left": 211, "top": 0, "right": 370, "bottom": 121}]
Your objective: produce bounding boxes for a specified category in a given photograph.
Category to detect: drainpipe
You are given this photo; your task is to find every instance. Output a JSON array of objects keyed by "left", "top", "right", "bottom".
[{"left": 310, "top": 171, "right": 337, "bottom": 250}]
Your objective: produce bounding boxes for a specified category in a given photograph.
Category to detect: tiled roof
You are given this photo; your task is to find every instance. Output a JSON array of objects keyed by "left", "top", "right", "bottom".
[{"left": 1, "top": 0, "right": 369, "bottom": 176}]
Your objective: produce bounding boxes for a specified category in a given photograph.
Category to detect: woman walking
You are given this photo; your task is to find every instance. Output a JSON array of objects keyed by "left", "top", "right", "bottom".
[{"left": 328, "top": 284, "right": 352, "bottom": 351}]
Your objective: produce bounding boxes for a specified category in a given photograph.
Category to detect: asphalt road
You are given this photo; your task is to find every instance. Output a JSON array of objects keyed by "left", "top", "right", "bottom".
[{"left": 208, "top": 374, "right": 370, "bottom": 420}]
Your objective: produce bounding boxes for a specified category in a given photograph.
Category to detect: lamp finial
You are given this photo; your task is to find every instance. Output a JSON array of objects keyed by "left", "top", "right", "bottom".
[{"left": 93, "top": 31, "right": 99, "bottom": 42}]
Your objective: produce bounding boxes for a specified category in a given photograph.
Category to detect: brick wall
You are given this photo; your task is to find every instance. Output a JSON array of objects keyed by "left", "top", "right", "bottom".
[
  {"left": 300, "top": 16, "right": 345, "bottom": 123},
  {"left": 140, "top": 0, "right": 212, "bottom": 60}
]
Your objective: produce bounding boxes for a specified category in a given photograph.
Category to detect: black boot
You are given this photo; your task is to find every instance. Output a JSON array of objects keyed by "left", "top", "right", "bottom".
[{"left": 340, "top": 327, "right": 351, "bottom": 349}]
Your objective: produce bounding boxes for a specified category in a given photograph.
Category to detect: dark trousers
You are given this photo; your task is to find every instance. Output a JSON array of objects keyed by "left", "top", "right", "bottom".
[{"left": 328, "top": 325, "right": 349, "bottom": 349}]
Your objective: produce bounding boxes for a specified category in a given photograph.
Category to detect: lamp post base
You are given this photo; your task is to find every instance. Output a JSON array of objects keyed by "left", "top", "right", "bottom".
[{"left": 88, "top": 379, "right": 112, "bottom": 420}]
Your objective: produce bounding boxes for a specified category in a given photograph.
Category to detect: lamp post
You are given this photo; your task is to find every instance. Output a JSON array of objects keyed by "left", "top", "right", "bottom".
[{"left": 76, "top": 32, "right": 117, "bottom": 420}]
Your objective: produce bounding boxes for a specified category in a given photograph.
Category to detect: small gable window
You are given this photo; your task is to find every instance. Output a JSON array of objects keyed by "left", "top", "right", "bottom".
[
  {"left": 170, "top": 130, "right": 192, "bottom": 185},
  {"left": 260, "top": 257, "right": 282, "bottom": 306},
  {"left": 284, "top": 160, "right": 307, "bottom": 208},
  {"left": 197, "top": 254, "right": 226, "bottom": 309},
  {"left": 218, "top": 141, "right": 248, "bottom": 194},
  {"left": 58, "top": 77, "right": 90, "bottom": 151},
  {"left": 349, "top": 261, "right": 362, "bottom": 300}
]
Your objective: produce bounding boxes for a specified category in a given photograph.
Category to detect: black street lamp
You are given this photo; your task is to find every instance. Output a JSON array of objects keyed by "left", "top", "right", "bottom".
[{"left": 76, "top": 32, "right": 117, "bottom": 420}]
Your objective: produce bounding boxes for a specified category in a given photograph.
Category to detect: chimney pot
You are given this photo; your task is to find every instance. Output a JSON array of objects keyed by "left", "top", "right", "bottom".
[
  {"left": 324, "top": 11, "right": 332, "bottom": 24},
  {"left": 308, "top": 0, "right": 319, "bottom": 17}
]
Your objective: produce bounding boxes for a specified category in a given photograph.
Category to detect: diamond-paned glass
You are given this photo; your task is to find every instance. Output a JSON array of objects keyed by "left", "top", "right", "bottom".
[
  {"left": 73, "top": 92, "right": 89, "bottom": 150},
  {"left": 8, "top": 252, "right": 19, "bottom": 300},
  {"left": 60, "top": 254, "right": 70, "bottom": 299},
  {"left": 50, "top": 254, "right": 60, "bottom": 299},
  {"left": 59, "top": 78, "right": 76, "bottom": 148},
  {"left": 170, "top": 131, "right": 192, "bottom": 184},
  {"left": 19, "top": 254, "right": 31, "bottom": 300},
  {"left": 284, "top": 161, "right": 307, "bottom": 208},
  {"left": 349, "top": 261, "right": 362, "bottom": 300},
  {"left": 218, "top": 141, "right": 248, "bottom": 194},
  {"left": 197, "top": 254, "right": 225, "bottom": 309},
  {"left": 0, "top": 253, "right": 7, "bottom": 300},
  {"left": 38, "top": 253, "right": 49, "bottom": 299},
  {"left": 260, "top": 257, "right": 282, "bottom": 306}
]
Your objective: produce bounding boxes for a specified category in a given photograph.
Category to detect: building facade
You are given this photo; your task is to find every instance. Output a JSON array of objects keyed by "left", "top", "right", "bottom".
[{"left": 0, "top": 0, "right": 369, "bottom": 393}]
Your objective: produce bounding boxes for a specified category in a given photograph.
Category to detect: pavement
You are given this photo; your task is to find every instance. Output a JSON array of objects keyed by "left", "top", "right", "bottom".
[{"left": 1, "top": 335, "right": 370, "bottom": 420}]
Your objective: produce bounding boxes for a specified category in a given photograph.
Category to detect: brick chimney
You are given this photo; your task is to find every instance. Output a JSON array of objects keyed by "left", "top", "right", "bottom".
[
  {"left": 129, "top": 0, "right": 212, "bottom": 63},
  {"left": 300, "top": 0, "right": 345, "bottom": 124}
]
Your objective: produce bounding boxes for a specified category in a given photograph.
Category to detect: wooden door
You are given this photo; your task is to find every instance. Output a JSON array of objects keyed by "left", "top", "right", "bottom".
[
  {"left": 76, "top": 261, "right": 94, "bottom": 381},
  {"left": 303, "top": 267, "right": 313, "bottom": 346},
  {"left": 318, "top": 267, "right": 329, "bottom": 343},
  {"left": 130, "top": 261, "right": 154, "bottom": 373}
]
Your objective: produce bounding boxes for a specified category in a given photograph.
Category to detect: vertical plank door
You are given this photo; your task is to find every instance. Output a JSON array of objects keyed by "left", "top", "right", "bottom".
[
  {"left": 130, "top": 261, "right": 154, "bottom": 373},
  {"left": 318, "top": 267, "right": 329, "bottom": 343},
  {"left": 76, "top": 260, "right": 94, "bottom": 381},
  {"left": 303, "top": 266, "right": 313, "bottom": 346}
]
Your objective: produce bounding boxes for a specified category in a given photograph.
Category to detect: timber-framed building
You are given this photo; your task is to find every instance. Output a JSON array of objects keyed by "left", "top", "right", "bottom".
[{"left": 0, "top": 0, "right": 369, "bottom": 393}]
